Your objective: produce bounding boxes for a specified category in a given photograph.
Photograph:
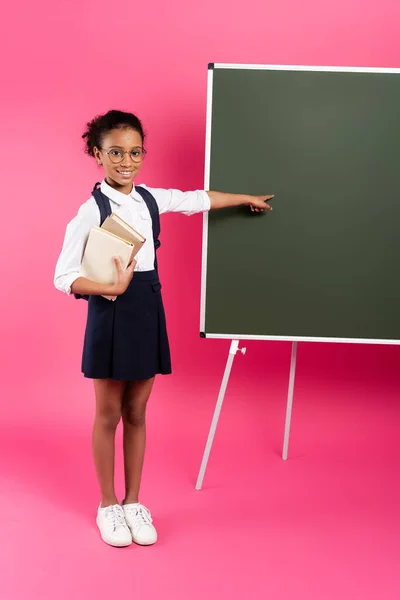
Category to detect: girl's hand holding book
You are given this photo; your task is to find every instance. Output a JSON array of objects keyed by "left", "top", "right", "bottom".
[{"left": 111, "top": 257, "right": 137, "bottom": 296}]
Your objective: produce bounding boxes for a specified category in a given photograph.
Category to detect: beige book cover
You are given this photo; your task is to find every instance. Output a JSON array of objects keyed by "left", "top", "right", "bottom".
[
  {"left": 101, "top": 214, "right": 145, "bottom": 259},
  {"left": 80, "top": 227, "right": 134, "bottom": 285}
]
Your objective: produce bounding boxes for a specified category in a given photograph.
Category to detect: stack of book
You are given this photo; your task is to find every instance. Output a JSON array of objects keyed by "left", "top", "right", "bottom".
[{"left": 80, "top": 214, "right": 145, "bottom": 299}]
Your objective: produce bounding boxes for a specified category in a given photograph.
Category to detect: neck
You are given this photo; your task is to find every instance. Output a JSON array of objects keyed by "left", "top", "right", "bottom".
[{"left": 105, "top": 177, "right": 133, "bottom": 195}]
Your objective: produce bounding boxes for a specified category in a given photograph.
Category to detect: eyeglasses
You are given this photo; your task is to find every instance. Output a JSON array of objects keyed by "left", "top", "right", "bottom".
[{"left": 103, "top": 147, "right": 147, "bottom": 164}]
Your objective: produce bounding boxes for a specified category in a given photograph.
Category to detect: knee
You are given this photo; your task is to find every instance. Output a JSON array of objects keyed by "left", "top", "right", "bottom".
[
  {"left": 97, "top": 407, "right": 122, "bottom": 430},
  {"left": 123, "top": 406, "right": 146, "bottom": 428}
]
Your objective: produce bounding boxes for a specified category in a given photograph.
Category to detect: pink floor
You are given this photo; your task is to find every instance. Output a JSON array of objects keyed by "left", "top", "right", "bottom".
[{"left": 1, "top": 342, "right": 400, "bottom": 599}]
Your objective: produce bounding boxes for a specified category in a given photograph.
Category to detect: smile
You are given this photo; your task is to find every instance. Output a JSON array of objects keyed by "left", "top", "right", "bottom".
[{"left": 117, "top": 170, "right": 133, "bottom": 177}]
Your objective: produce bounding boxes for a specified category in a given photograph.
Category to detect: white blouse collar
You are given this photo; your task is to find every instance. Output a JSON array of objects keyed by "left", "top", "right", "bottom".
[{"left": 100, "top": 179, "right": 141, "bottom": 205}]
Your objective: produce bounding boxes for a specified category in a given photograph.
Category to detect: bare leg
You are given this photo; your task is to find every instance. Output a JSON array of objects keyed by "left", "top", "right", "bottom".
[
  {"left": 122, "top": 378, "right": 155, "bottom": 504},
  {"left": 92, "top": 378, "right": 125, "bottom": 507}
]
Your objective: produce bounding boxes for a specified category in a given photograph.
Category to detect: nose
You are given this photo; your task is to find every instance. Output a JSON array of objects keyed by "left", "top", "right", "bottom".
[{"left": 120, "top": 152, "right": 134, "bottom": 167}]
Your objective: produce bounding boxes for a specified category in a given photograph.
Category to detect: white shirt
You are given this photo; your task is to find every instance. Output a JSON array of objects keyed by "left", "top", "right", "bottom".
[{"left": 54, "top": 179, "right": 211, "bottom": 295}]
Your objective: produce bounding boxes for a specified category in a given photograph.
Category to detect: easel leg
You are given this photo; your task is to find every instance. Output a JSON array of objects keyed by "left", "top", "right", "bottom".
[
  {"left": 282, "top": 341, "right": 298, "bottom": 460},
  {"left": 195, "top": 340, "right": 244, "bottom": 490}
]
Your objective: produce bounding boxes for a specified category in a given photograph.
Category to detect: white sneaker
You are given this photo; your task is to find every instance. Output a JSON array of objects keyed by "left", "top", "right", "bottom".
[
  {"left": 123, "top": 503, "right": 158, "bottom": 545},
  {"left": 96, "top": 504, "right": 132, "bottom": 547}
]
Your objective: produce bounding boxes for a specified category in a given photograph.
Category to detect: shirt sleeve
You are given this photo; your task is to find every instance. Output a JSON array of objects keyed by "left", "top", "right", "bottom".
[
  {"left": 54, "top": 198, "right": 100, "bottom": 295},
  {"left": 141, "top": 185, "right": 211, "bottom": 216}
]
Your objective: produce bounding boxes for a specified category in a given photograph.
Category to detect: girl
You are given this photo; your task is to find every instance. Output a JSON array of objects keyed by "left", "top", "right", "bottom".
[{"left": 54, "top": 109, "right": 273, "bottom": 548}]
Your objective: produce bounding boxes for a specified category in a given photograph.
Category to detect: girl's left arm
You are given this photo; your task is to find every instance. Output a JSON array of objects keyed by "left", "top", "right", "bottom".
[{"left": 207, "top": 191, "right": 274, "bottom": 213}]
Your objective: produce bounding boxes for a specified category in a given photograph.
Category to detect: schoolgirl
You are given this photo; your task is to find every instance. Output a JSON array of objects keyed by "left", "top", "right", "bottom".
[{"left": 54, "top": 110, "right": 273, "bottom": 547}]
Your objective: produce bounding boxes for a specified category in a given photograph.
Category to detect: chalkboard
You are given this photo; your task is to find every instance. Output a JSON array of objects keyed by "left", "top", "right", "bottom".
[{"left": 200, "top": 64, "right": 400, "bottom": 343}]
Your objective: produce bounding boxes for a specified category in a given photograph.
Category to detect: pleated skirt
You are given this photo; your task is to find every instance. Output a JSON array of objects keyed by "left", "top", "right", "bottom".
[{"left": 81, "top": 270, "right": 171, "bottom": 381}]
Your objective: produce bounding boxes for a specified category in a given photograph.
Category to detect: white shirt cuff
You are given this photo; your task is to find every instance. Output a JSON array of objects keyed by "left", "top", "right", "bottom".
[
  {"left": 55, "top": 272, "right": 81, "bottom": 296},
  {"left": 201, "top": 190, "right": 211, "bottom": 212}
]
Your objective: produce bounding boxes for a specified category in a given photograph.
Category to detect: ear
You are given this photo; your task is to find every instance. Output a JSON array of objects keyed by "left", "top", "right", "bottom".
[{"left": 93, "top": 146, "right": 102, "bottom": 166}]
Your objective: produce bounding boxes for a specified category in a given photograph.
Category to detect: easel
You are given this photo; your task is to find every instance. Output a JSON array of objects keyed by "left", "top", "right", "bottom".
[{"left": 195, "top": 339, "right": 298, "bottom": 490}]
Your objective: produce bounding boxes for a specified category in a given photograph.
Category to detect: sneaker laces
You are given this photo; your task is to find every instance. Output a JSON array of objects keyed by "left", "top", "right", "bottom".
[
  {"left": 104, "top": 505, "right": 126, "bottom": 532},
  {"left": 125, "top": 504, "right": 153, "bottom": 526}
]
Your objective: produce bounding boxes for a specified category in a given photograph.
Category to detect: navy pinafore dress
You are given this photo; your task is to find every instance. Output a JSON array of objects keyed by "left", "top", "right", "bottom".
[{"left": 80, "top": 184, "right": 171, "bottom": 381}]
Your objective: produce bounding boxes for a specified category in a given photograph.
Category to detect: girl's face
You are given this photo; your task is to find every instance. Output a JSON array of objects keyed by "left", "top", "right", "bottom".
[{"left": 94, "top": 127, "right": 144, "bottom": 194}]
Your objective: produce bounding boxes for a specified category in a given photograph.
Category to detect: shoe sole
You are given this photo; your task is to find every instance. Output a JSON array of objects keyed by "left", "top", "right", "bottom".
[
  {"left": 130, "top": 529, "right": 158, "bottom": 546},
  {"left": 96, "top": 518, "right": 133, "bottom": 548},
  {"left": 125, "top": 524, "right": 157, "bottom": 546},
  {"left": 127, "top": 525, "right": 157, "bottom": 546},
  {"left": 132, "top": 537, "right": 157, "bottom": 546}
]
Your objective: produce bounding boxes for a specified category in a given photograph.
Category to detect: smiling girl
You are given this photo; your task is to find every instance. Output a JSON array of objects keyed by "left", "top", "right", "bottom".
[{"left": 54, "top": 109, "right": 273, "bottom": 547}]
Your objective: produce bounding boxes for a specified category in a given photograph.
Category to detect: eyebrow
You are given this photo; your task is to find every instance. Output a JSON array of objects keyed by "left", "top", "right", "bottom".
[{"left": 107, "top": 145, "right": 143, "bottom": 150}]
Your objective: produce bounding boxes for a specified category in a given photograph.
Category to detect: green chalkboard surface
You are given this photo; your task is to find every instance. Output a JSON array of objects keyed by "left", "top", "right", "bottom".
[{"left": 200, "top": 65, "right": 400, "bottom": 343}]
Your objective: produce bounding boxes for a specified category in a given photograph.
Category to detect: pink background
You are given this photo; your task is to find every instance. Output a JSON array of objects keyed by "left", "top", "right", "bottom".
[{"left": 1, "top": 1, "right": 400, "bottom": 599}]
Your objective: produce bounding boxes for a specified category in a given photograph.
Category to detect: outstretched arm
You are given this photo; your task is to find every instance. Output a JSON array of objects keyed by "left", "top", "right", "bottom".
[{"left": 207, "top": 191, "right": 274, "bottom": 212}]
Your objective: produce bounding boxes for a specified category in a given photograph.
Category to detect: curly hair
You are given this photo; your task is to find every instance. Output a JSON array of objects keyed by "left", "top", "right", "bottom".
[{"left": 82, "top": 110, "right": 146, "bottom": 157}]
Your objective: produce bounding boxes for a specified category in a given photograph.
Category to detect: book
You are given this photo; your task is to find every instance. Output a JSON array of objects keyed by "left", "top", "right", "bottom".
[
  {"left": 79, "top": 214, "right": 145, "bottom": 301},
  {"left": 102, "top": 213, "right": 146, "bottom": 256},
  {"left": 80, "top": 227, "right": 135, "bottom": 285}
]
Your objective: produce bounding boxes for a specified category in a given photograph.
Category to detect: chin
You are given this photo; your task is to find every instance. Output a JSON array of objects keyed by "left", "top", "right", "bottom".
[{"left": 114, "top": 174, "right": 136, "bottom": 184}]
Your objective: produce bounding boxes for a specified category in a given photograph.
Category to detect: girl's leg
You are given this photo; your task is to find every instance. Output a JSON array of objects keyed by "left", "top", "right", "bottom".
[
  {"left": 122, "top": 377, "right": 155, "bottom": 504},
  {"left": 92, "top": 378, "right": 125, "bottom": 507}
]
